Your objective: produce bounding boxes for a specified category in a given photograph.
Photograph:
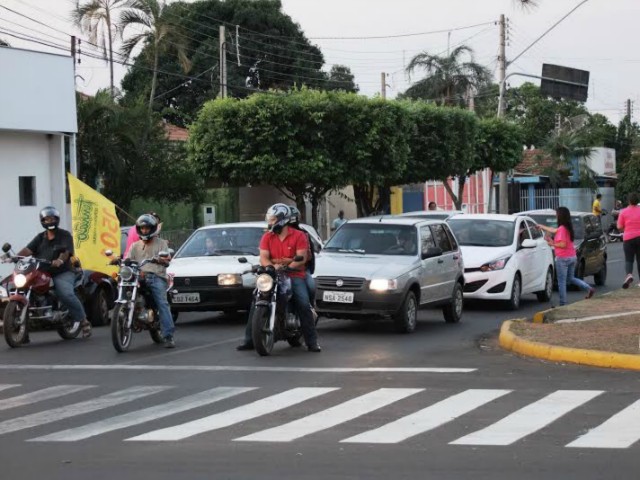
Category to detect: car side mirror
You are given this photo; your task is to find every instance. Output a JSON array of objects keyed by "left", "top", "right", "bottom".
[
  {"left": 521, "top": 239, "right": 537, "bottom": 248},
  {"left": 238, "top": 257, "right": 248, "bottom": 264},
  {"left": 2, "top": 243, "right": 11, "bottom": 253},
  {"left": 422, "top": 246, "right": 443, "bottom": 259}
]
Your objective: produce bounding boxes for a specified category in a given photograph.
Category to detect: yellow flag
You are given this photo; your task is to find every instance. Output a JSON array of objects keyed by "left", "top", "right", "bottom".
[{"left": 67, "top": 173, "right": 120, "bottom": 275}]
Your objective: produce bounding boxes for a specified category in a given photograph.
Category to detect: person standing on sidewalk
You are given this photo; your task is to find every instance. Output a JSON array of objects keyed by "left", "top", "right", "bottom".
[
  {"left": 617, "top": 192, "right": 640, "bottom": 289},
  {"left": 537, "top": 206, "right": 595, "bottom": 306}
]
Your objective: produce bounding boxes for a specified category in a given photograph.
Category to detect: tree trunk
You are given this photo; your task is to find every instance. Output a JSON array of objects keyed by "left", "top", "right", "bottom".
[
  {"left": 107, "top": 17, "right": 114, "bottom": 99},
  {"left": 486, "top": 169, "right": 494, "bottom": 213},
  {"left": 296, "top": 195, "right": 306, "bottom": 223},
  {"left": 442, "top": 178, "right": 461, "bottom": 210},
  {"left": 311, "top": 196, "right": 319, "bottom": 230},
  {"left": 149, "top": 47, "right": 159, "bottom": 115},
  {"left": 456, "top": 175, "right": 466, "bottom": 211}
]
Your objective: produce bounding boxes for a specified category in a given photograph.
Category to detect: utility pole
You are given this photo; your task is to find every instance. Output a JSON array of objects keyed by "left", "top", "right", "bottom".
[
  {"left": 219, "top": 25, "right": 227, "bottom": 98},
  {"left": 626, "top": 98, "right": 633, "bottom": 119},
  {"left": 381, "top": 72, "right": 387, "bottom": 99},
  {"left": 497, "top": 14, "right": 508, "bottom": 214}
]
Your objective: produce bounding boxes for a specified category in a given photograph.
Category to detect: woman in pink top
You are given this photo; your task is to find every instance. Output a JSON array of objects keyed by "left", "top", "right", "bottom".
[
  {"left": 617, "top": 192, "right": 640, "bottom": 288},
  {"left": 537, "top": 206, "right": 595, "bottom": 306}
]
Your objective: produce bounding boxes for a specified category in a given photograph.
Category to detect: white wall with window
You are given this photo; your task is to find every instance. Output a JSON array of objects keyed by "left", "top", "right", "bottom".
[{"left": 0, "top": 46, "right": 77, "bottom": 277}]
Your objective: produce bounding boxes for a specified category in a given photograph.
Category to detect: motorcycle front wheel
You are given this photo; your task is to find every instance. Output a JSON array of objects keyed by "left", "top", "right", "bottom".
[
  {"left": 3, "top": 301, "right": 28, "bottom": 348},
  {"left": 57, "top": 316, "right": 81, "bottom": 340},
  {"left": 111, "top": 304, "right": 133, "bottom": 352},
  {"left": 251, "top": 304, "right": 274, "bottom": 356}
]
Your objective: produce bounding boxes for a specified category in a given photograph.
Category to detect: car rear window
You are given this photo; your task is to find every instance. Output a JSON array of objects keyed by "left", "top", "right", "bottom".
[
  {"left": 324, "top": 224, "right": 417, "bottom": 255},
  {"left": 526, "top": 214, "right": 584, "bottom": 239}
]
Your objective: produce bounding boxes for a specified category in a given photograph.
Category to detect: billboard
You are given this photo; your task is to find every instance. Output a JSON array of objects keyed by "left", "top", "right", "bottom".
[{"left": 541, "top": 64, "right": 589, "bottom": 102}]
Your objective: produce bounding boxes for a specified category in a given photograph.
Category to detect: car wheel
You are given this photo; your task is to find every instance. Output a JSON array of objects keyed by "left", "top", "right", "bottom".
[
  {"left": 536, "top": 268, "right": 553, "bottom": 302},
  {"left": 443, "top": 282, "right": 463, "bottom": 323},
  {"left": 89, "top": 287, "right": 111, "bottom": 326},
  {"left": 393, "top": 291, "right": 418, "bottom": 333},
  {"left": 594, "top": 261, "right": 607, "bottom": 286},
  {"left": 506, "top": 273, "right": 521, "bottom": 311}
]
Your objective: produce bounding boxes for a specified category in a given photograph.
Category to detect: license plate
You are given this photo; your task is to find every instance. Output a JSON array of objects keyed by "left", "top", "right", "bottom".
[
  {"left": 322, "top": 291, "right": 354, "bottom": 303},
  {"left": 172, "top": 293, "right": 200, "bottom": 304}
]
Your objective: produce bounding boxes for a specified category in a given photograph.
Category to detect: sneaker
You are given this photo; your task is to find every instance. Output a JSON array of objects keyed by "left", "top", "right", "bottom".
[
  {"left": 307, "top": 344, "right": 322, "bottom": 353},
  {"left": 585, "top": 288, "right": 595, "bottom": 299},
  {"left": 164, "top": 336, "right": 176, "bottom": 349},
  {"left": 236, "top": 342, "right": 254, "bottom": 351},
  {"left": 623, "top": 274, "right": 633, "bottom": 289}
]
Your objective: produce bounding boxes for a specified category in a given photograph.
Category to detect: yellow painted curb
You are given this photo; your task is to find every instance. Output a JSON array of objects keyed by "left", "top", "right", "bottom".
[
  {"left": 532, "top": 309, "right": 552, "bottom": 324},
  {"left": 499, "top": 320, "right": 640, "bottom": 371}
]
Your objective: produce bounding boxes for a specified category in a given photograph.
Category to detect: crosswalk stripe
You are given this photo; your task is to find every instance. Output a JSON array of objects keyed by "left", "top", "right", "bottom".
[
  {"left": 341, "top": 389, "right": 511, "bottom": 444},
  {"left": 567, "top": 399, "right": 640, "bottom": 449},
  {"left": 0, "top": 385, "right": 94, "bottom": 412},
  {"left": 29, "top": 387, "right": 255, "bottom": 442},
  {"left": 127, "top": 387, "right": 338, "bottom": 442},
  {"left": 0, "top": 384, "right": 20, "bottom": 393},
  {"left": 0, "top": 386, "right": 168, "bottom": 436},
  {"left": 450, "top": 390, "right": 603, "bottom": 446},
  {"left": 235, "top": 388, "right": 424, "bottom": 443}
]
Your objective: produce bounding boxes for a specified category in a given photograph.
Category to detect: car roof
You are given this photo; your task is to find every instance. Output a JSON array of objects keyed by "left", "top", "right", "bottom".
[
  {"left": 195, "top": 221, "right": 316, "bottom": 230},
  {"left": 447, "top": 213, "right": 519, "bottom": 222},
  {"left": 343, "top": 217, "right": 443, "bottom": 226},
  {"left": 398, "top": 210, "right": 463, "bottom": 217},
  {"left": 517, "top": 209, "right": 593, "bottom": 217}
]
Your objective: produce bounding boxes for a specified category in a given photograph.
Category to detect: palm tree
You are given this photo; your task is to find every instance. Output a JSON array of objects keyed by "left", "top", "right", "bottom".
[
  {"left": 73, "top": 0, "right": 125, "bottom": 98},
  {"left": 119, "top": 0, "right": 190, "bottom": 114},
  {"left": 404, "top": 45, "right": 491, "bottom": 106}
]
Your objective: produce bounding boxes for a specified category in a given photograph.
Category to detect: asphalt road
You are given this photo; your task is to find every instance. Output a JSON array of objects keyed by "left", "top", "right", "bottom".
[{"left": 0, "top": 243, "right": 636, "bottom": 480}]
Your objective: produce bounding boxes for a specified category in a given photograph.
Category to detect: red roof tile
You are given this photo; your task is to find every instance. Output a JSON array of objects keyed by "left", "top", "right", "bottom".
[
  {"left": 163, "top": 123, "right": 189, "bottom": 142},
  {"left": 514, "top": 149, "right": 553, "bottom": 175}
]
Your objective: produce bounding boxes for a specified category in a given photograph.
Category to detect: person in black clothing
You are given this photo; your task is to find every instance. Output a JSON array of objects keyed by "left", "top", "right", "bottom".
[{"left": 17, "top": 207, "right": 92, "bottom": 338}]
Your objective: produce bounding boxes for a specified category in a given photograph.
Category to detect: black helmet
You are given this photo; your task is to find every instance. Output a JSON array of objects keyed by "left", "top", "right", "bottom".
[
  {"left": 39, "top": 206, "right": 60, "bottom": 231},
  {"left": 135, "top": 214, "right": 159, "bottom": 241},
  {"left": 265, "top": 204, "right": 291, "bottom": 234},
  {"left": 288, "top": 205, "right": 301, "bottom": 226}
]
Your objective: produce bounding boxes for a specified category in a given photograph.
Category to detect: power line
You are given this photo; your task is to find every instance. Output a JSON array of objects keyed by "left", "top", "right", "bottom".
[{"left": 304, "top": 21, "right": 496, "bottom": 40}]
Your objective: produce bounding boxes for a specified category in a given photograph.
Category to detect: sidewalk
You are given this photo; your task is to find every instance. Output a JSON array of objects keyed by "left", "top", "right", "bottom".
[{"left": 499, "top": 287, "right": 640, "bottom": 370}]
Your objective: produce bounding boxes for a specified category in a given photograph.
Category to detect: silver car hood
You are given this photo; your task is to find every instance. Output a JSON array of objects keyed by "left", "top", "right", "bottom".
[{"left": 314, "top": 252, "right": 418, "bottom": 279}]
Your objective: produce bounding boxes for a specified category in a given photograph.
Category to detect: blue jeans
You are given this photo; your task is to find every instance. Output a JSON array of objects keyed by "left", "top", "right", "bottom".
[
  {"left": 555, "top": 256, "right": 591, "bottom": 306},
  {"left": 291, "top": 276, "right": 318, "bottom": 346},
  {"left": 145, "top": 274, "right": 174, "bottom": 338},
  {"left": 53, "top": 271, "right": 86, "bottom": 323},
  {"left": 305, "top": 271, "right": 316, "bottom": 304}
]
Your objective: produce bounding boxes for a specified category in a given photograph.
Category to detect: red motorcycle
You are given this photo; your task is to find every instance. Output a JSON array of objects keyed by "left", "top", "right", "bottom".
[{"left": 1, "top": 243, "right": 82, "bottom": 347}]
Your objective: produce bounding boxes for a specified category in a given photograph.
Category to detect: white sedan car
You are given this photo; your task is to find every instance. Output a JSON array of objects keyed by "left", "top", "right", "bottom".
[{"left": 447, "top": 214, "right": 554, "bottom": 310}]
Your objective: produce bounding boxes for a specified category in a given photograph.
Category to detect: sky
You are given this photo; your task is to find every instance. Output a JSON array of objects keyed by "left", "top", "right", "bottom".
[{"left": 1, "top": 0, "right": 638, "bottom": 124}]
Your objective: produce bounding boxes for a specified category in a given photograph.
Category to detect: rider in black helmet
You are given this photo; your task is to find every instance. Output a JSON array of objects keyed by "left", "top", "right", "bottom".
[{"left": 18, "top": 206, "right": 92, "bottom": 339}]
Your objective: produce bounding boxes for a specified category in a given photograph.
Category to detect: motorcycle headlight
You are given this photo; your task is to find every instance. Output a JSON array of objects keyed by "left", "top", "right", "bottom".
[
  {"left": 369, "top": 279, "right": 398, "bottom": 291},
  {"left": 480, "top": 256, "right": 511, "bottom": 272},
  {"left": 119, "top": 266, "right": 134, "bottom": 281},
  {"left": 14, "top": 274, "right": 27, "bottom": 288},
  {"left": 218, "top": 273, "right": 242, "bottom": 286},
  {"left": 256, "top": 274, "right": 274, "bottom": 292}
]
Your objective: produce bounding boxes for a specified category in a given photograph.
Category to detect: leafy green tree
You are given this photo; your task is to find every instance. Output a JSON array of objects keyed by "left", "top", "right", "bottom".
[
  {"left": 76, "top": 90, "right": 201, "bottom": 219},
  {"left": 617, "top": 152, "right": 640, "bottom": 201},
  {"left": 325, "top": 65, "right": 358, "bottom": 93},
  {"left": 402, "top": 45, "right": 491, "bottom": 107},
  {"left": 581, "top": 113, "right": 617, "bottom": 148},
  {"left": 119, "top": 0, "right": 191, "bottom": 113},
  {"left": 615, "top": 115, "right": 640, "bottom": 168},
  {"left": 72, "top": 0, "right": 125, "bottom": 98},
  {"left": 538, "top": 129, "right": 596, "bottom": 189},
  {"left": 121, "top": 0, "right": 328, "bottom": 126}
]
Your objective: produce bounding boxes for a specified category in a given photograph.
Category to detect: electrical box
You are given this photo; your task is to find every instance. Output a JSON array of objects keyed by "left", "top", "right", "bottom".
[{"left": 203, "top": 205, "right": 216, "bottom": 225}]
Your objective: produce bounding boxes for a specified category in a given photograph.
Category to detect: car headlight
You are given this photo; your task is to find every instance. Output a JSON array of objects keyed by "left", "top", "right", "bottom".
[
  {"left": 256, "top": 274, "right": 274, "bottom": 292},
  {"left": 218, "top": 273, "right": 242, "bottom": 286},
  {"left": 119, "top": 266, "right": 134, "bottom": 281},
  {"left": 370, "top": 279, "right": 398, "bottom": 291},
  {"left": 480, "top": 256, "right": 511, "bottom": 272},
  {"left": 14, "top": 274, "right": 27, "bottom": 288}
]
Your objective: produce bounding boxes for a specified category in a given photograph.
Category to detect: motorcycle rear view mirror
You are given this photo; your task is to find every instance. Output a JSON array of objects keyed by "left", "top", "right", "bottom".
[
  {"left": 168, "top": 248, "right": 175, "bottom": 256},
  {"left": 104, "top": 250, "right": 114, "bottom": 257},
  {"left": 238, "top": 257, "right": 248, "bottom": 264},
  {"left": 293, "top": 255, "right": 304, "bottom": 262},
  {"left": 158, "top": 251, "right": 170, "bottom": 259},
  {"left": 2, "top": 243, "right": 11, "bottom": 253}
]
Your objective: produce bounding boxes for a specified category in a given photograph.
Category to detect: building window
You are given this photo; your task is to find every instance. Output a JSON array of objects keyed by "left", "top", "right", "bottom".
[{"left": 19, "top": 176, "right": 36, "bottom": 206}]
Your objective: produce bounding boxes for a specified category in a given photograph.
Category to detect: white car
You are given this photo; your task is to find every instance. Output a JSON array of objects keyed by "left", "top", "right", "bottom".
[
  {"left": 447, "top": 214, "right": 554, "bottom": 310},
  {"left": 167, "top": 221, "right": 323, "bottom": 317}
]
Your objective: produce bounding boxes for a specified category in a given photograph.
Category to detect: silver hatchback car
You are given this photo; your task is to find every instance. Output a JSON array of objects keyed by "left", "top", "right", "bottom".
[{"left": 314, "top": 217, "right": 465, "bottom": 333}]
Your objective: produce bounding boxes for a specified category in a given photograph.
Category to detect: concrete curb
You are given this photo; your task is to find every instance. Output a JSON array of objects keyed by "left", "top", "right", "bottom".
[{"left": 499, "top": 320, "right": 640, "bottom": 371}]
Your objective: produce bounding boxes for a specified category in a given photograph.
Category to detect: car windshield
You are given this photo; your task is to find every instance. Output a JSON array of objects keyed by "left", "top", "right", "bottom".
[
  {"left": 526, "top": 214, "right": 584, "bottom": 239},
  {"left": 175, "top": 227, "right": 264, "bottom": 258},
  {"left": 448, "top": 219, "right": 515, "bottom": 247},
  {"left": 323, "top": 224, "right": 418, "bottom": 256}
]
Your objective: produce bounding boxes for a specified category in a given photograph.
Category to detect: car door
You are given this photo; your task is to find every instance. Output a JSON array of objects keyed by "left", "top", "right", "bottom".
[
  {"left": 525, "top": 218, "right": 548, "bottom": 290},
  {"left": 418, "top": 225, "right": 442, "bottom": 303},
  {"left": 429, "top": 223, "right": 457, "bottom": 301},
  {"left": 583, "top": 215, "right": 604, "bottom": 275},
  {"left": 515, "top": 218, "right": 537, "bottom": 293}
]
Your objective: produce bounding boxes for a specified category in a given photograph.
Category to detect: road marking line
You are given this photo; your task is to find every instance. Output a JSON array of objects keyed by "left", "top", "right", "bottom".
[
  {"left": 235, "top": 388, "right": 423, "bottom": 443},
  {"left": 451, "top": 390, "right": 603, "bottom": 446},
  {"left": 0, "top": 385, "right": 94, "bottom": 412},
  {"left": 127, "top": 387, "right": 337, "bottom": 441},
  {"left": 0, "top": 384, "right": 20, "bottom": 393},
  {"left": 0, "top": 365, "right": 476, "bottom": 374},
  {"left": 567, "top": 399, "right": 640, "bottom": 449},
  {"left": 342, "top": 389, "right": 511, "bottom": 444},
  {"left": 0, "top": 386, "right": 168, "bottom": 435},
  {"left": 29, "top": 386, "right": 255, "bottom": 442}
]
